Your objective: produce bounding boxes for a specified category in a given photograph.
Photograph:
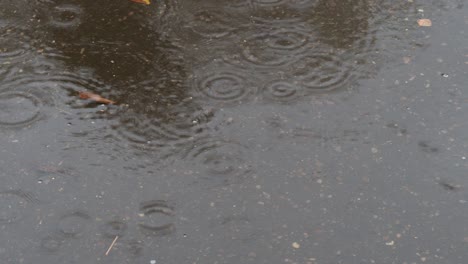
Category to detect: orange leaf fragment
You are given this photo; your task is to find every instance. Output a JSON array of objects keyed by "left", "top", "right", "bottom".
[
  {"left": 417, "top": 19, "right": 432, "bottom": 27},
  {"left": 129, "top": 0, "right": 150, "bottom": 4},
  {"left": 79, "top": 91, "right": 116, "bottom": 105}
]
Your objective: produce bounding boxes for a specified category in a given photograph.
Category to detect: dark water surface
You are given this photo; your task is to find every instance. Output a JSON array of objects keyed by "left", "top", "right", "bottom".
[{"left": 1, "top": 0, "right": 468, "bottom": 263}]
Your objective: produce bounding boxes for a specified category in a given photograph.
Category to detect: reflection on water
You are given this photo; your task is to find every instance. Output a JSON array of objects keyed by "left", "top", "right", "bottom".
[
  {"left": 311, "top": 0, "right": 373, "bottom": 49},
  {"left": 1, "top": 0, "right": 463, "bottom": 262},
  {"left": 0, "top": 0, "right": 427, "bottom": 151},
  {"left": 0, "top": 27, "right": 33, "bottom": 66}
]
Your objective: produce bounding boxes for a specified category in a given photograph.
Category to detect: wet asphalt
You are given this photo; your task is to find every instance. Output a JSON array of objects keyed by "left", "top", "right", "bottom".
[{"left": 0, "top": 0, "right": 467, "bottom": 263}]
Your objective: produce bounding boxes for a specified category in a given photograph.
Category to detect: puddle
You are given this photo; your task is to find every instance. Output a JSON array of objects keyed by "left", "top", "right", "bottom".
[{"left": 1, "top": 0, "right": 468, "bottom": 263}]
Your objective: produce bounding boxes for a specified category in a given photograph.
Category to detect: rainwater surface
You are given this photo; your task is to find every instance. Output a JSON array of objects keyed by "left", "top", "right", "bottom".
[{"left": 1, "top": 0, "right": 468, "bottom": 263}]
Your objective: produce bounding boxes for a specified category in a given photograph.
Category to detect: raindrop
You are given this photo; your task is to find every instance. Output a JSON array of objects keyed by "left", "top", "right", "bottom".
[
  {"left": 290, "top": 53, "right": 352, "bottom": 92},
  {"left": 183, "top": 139, "right": 253, "bottom": 186},
  {"left": 101, "top": 220, "right": 128, "bottom": 238},
  {"left": 218, "top": 215, "right": 255, "bottom": 241},
  {"left": 126, "top": 239, "right": 144, "bottom": 256},
  {"left": 253, "top": 0, "right": 286, "bottom": 7},
  {"left": 183, "top": 8, "right": 237, "bottom": 39},
  {"left": 48, "top": 4, "right": 83, "bottom": 29},
  {"left": 138, "top": 200, "right": 175, "bottom": 237},
  {"left": 0, "top": 72, "right": 97, "bottom": 128},
  {"left": 263, "top": 81, "right": 303, "bottom": 103},
  {"left": 198, "top": 73, "right": 248, "bottom": 101},
  {"left": 0, "top": 190, "right": 37, "bottom": 224},
  {"left": 237, "top": 29, "right": 309, "bottom": 68},
  {"left": 57, "top": 211, "right": 91, "bottom": 237},
  {"left": 153, "top": 0, "right": 179, "bottom": 24},
  {"left": 0, "top": 92, "right": 42, "bottom": 128},
  {"left": 247, "top": 5, "right": 310, "bottom": 27},
  {"left": 40, "top": 234, "right": 65, "bottom": 253},
  {"left": 0, "top": 27, "right": 33, "bottom": 65},
  {"left": 112, "top": 105, "right": 210, "bottom": 155},
  {"left": 191, "top": 64, "right": 256, "bottom": 104}
]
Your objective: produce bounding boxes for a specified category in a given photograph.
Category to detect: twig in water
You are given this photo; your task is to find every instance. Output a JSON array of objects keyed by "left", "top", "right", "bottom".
[{"left": 105, "top": 236, "right": 119, "bottom": 256}]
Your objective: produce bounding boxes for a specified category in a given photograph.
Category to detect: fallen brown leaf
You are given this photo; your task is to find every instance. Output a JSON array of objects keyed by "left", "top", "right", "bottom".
[
  {"left": 417, "top": 19, "right": 432, "bottom": 27},
  {"left": 79, "top": 91, "right": 116, "bottom": 105},
  {"left": 129, "top": 0, "right": 150, "bottom": 4}
]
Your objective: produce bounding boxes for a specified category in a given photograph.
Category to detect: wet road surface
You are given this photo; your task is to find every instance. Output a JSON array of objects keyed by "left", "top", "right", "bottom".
[{"left": 1, "top": 0, "right": 468, "bottom": 263}]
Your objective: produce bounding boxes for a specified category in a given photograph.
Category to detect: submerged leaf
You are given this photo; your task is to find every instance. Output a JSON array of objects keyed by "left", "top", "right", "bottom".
[
  {"left": 79, "top": 91, "right": 116, "bottom": 105},
  {"left": 130, "top": 0, "right": 150, "bottom": 5},
  {"left": 402, "top": 56, "right": 411, "bottom": 64},
  {"left": 417, "top": 19, "right": 432, "bottom": 27}
]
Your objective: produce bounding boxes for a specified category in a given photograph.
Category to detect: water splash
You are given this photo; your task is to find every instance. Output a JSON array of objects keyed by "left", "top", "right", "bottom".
[
  {"left": 237, "top": 28, "right": 310, "bottom": 68},
  {"left": 182, "top": 8, "right": 238, "bottom": 39},
  {"left": 190, "top": 63, "right": 258, "bottom": 105},
  {"left": 0, "top": 76, "right": 60, "bottom": 129},
  {"left": 47, "top": 4, "right": 83, "bottom": 30},
  {"left": 289, "top": 53, "right": 353, "bottom": 92},
  {"left": 0, "top": 92, "right": 42, "bottom": 128},
  {"left": 40, "top": 233, "right": 65, "bottom": 254},
  {"left": 57, "top": 211, "right": 92, "bottom": 238},
  {"left": 0, "top": 190, "right": 37, "bottom": 224},
  {"left": 138, "top": 200, "right": 175, "bottom": 237},
  {"left": 262, "top": 80, "right": 304, "bottom": 103},
  {"left": 182, "top": 138, "right": 254, "bottom": 187},
  {"left": 0, "top": 27, "right": 33, "bottom": 65},
  {"left": 111, "top": 104, "right": 211, "bottom": 156}
]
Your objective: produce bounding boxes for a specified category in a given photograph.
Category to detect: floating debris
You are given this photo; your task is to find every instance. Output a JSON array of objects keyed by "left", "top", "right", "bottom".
[
  {"left": 417, "top": 19, "right": 432, "bottom": 27},
  {"left": 79, "top": 91, "right": 116, "bottom": 105},
  {"left": 129, "top": 0, "right": 150, "bottom": 4}
]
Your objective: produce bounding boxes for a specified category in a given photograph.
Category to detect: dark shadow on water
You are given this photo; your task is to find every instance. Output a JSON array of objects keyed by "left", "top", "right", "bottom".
[
  {"left": 35, "top": 0, "right": 187, "bottom": 108},
  {"left": 28, "top": 0, "right": 211, "bottom": 157},
  {"left": 311, "top": 0, "right": 372, "bottom": 49}
]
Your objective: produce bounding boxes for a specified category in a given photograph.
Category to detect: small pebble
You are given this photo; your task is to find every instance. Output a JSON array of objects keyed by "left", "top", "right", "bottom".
[{"left": 292, "top": 242, "right": 300, "bottom": 249}]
